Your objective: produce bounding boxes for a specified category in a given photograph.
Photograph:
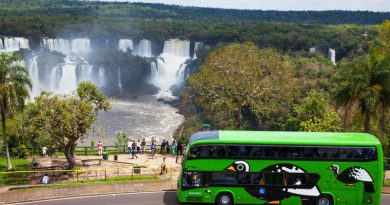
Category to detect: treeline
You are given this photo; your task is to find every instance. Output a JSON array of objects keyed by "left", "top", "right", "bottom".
[
  {"left": 0, "top": 15, "right": 379, "bottom": 60},
  {"left": 174, "top": 21, "right": 390, "bottom": 152},
  {"left": 0, "top": 0, "right": 389, "bottom": 24}
]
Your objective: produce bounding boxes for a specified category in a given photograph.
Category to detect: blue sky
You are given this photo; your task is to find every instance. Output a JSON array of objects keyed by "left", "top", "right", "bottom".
[{"left": 99, "top": 0, "right": 390, "bottom": 11}]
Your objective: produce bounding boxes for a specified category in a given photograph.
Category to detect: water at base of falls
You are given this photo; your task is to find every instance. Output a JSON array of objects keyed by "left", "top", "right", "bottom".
[{"left": 82, "top": 96, "right": 184, "bottom": 146}]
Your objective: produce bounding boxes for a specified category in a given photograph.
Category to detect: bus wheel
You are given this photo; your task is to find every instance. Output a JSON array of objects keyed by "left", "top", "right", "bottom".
[
  {"left": 216, "top": 192, "right": 234, "bottom": 205},
  {"left": 315, "top": 195, "right": 333, "bottom": 205}
]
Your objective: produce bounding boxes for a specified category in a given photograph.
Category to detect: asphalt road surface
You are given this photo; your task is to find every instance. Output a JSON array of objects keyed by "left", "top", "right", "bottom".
[{"left": 7, "top": 191, "right": 390, "bottom": 205}]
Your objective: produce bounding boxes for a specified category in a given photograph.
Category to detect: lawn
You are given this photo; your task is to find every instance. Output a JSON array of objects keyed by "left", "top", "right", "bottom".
[
  {"left": 0, "top": 157, "right": 29, "bottom": 172},
  {"left": 0, "top": 157, "right": 30, "bottom": 185},
  {"left": 9, "top": 174, "right": 163, "bottom": 191}
]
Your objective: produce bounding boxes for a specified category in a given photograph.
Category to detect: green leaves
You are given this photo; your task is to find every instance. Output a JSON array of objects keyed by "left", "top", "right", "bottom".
[
  {"left": 23, "top": 83, "right": 110, "bottom": 169},
  {"left": 188, "top": 42, "right": 295, "bottom": 129}
]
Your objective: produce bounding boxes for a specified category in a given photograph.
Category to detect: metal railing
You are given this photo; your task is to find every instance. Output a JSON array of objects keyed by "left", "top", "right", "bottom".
[
  {"left": 1, "top": 144, "right": 175, "bottom": 157},
  {"left": 0, "top": 165, "right": 179, "bottom": 186}
]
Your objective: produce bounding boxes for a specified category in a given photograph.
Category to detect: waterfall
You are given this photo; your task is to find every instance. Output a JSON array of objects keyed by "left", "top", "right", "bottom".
[
  {"left": 1, "top": 37, "right": 29, "bottom": 52},
  {"left": 328, "top": 48, "right": 336, "bottom": 65},
  {"left": 151, "top": 39, "right": 190, "bottom": 98},
  {"left": 119, "top": 39, "right": 134, "bottom": 52},
  {"left": 98, "top": 66, "right": 105, "bottom": 87},
  {"left": 118, "top": 67, "right": 123, "bottom": 93},
  {"left": 57, "top": 56, "right": 78, "bottom": 94},
  {"left": 72, "top": 38, "right": 90, "bottom": 54},
  {"left": 43, "top": 38, "right": 71, "bottom": 54},
  {"left": 49, "top": 65, "right": 61, "bottom": 91},
  {"left": 136, "top": 39, "right": 152, "bottom": 57},
  {"left": 0, "top": 38, "right": 3, "bottom": 50},
  {"left": 78, "top": 64, "right": 94, "bottom": 83},
  {"left": 28, "top": 54, "right": 40, "bottom": 97},
  {"left": 193, "top": 42, "right": 203, "bottom": 59},
  {"left": 150, "top": 62, "right": 158, "bottom": 81}
]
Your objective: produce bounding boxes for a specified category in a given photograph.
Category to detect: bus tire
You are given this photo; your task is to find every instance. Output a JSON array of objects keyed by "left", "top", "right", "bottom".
[
  {"left": 315, "top": 195, "right": 333, "bottom": 205},
  {"left": 216, "top": 192, "right": 234, "bottom": 205}
]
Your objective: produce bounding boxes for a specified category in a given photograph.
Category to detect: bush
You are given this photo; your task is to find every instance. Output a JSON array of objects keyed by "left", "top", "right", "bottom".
[{"left": 16, "top": 145, "right": 29, "bottom": 159}]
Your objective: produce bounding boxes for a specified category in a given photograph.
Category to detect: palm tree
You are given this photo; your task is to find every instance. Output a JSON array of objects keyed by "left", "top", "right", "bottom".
[
  {"left": 0, "top": 53, "right": 31, "bottom": 171},
  {"left": 334, "top": 53, "right": 390, "bottom": 133}
]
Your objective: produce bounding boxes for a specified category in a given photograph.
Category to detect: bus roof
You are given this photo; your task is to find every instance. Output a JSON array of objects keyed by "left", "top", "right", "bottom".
[{"left": 189, "top": 130, "right": 381, "bottom": 146}]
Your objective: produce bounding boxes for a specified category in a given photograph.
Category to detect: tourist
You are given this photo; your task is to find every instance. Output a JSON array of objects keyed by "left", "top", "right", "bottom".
[
  {"left": 161, "top": 140, "right": 166, "bottom": 155},
  {"left": 160, "top": 157, "right": 166, "bottom": 175},
  {"left": 42, "top": 146, "right": 47, "bottom": 157},
  {"left": 127, "top": 139, "right": 132, "bottom": 154},
  {"left": 50, "top": 145, "right": 57, "bottom": 158},
  {"left": 131, "top": 140, "right": 138, "bottom": 159},
  {"left": 137, "top": 139, "right": 141, "bottom": 154},
  {"left": 42, "top": 174, "right": 49, "bottom": 184},
  {"left": 151, "top": 143, "right": 156, "bottom": 159},
  {"left": 97, "top": 141, "right": 103, "bottom": 156},
  {"left": 171, "top": 140, "right": 177, "bottom": 156},
  {"left": 141, "top": 138, "right": 146, "bottom": 154},
  {"left": 166, "top": 140, "right": 170, "bottom": 154}
]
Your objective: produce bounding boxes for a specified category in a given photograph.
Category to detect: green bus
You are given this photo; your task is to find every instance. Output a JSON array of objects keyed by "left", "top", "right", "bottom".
[{"left": 177, "top": 131, "right": 383, "bottom": 205}]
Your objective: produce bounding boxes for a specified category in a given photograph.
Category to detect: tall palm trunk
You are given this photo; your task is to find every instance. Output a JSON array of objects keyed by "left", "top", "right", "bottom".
[
  {"left": 1, "top": 99, "right": 12, "bottom": 170},
  {"left": 364, "top": 109, "right": 371, "bottom": 133}
]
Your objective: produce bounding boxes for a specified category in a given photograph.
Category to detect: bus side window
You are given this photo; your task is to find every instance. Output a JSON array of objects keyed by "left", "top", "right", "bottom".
[
  {"left": 226, "top": 146, "right": 240, "bottom": 157},
  {"left": 251, "top": 146, "right": 264, "bottom": 157},
  {"left": 189, "top": 147, "right": 200, "bottom": 158},
  {"left": 183, "top": 172, "right": 202, "bottom": 187}
]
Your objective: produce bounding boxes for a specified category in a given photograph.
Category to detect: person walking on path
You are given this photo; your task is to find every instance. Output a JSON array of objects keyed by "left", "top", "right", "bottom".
[
  {"left": 151, "top": 143, "right": 156, "bottom": 159},
  {"left": 97, "top": 141, "right": 103, "bottom": 156},
  {"left": 141, "top": 138, "right": 146, "bottom": 154},
  {"left": 42, "top": 146, "right": 47, "bottom": 157},
  {"left": 127, "top": 139, "right": 132, "bottom": 154},
  {"left": 171, "top": 140, "right": 176, "bottom": 156},
  {"left": 166, "top": 140, "right": 170, "bottom": 154},
  {"left": 161, "top": 140, "right": 166, "bottom": 155},
  {"left": 176, "top": 141, "right": 182, "bottom": 163},
  {"left": 131, "top": 140, "right": 138, "bottom": 159},
  {"left": 137, "top": 139, "right": 141, "bottom": 154}
]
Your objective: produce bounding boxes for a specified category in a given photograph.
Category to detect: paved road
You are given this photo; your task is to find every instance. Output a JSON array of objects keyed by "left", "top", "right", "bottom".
[{"left": 7, "top": 191, "right": 390, "bottom": 205}]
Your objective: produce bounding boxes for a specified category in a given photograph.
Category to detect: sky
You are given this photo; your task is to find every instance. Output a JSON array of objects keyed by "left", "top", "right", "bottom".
[{"left": 99, "top": 0, "right": 390, "bottom": 12}]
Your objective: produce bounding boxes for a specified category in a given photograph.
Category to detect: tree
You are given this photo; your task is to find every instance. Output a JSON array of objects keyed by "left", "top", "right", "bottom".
[
  {"left": 24, "top": 82, "right": 110, "bottom": 169},
  {"left": 333, "top": 54, "right": 390, "bottom": 133},
  {"left": 286, "top": 90, "right": 331, "bottom": 130},
  {"left": 188, "top": 42, "right": 296, "bottom": 130},
  {"left": 0, "top": 53, "right": 31, "bottom": 171},
  {"left": 334, "top": 21, "right": 390, "bottom": 133},
  {"left": 299, "top": 112, "right": 342, "bottom": 132}
]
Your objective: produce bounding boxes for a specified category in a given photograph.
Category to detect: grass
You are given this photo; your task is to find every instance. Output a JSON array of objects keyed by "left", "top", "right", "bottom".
[
  {"left": 0, "top": 157, "right": 30, "bottom": 185},
  {"left": 10, "top": 174, "right": 164, "bottom": 191},
  {"left": 0, "top": 157, "right": 29, "bottom": 172},
  {"left": 384, "top": 180, "right": 390, "bottom": 186}
]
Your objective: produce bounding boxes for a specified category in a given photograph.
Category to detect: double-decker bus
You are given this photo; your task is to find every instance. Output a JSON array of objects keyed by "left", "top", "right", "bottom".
[{"left": 177, "top": 131, "right": 383, "bottom": 205}]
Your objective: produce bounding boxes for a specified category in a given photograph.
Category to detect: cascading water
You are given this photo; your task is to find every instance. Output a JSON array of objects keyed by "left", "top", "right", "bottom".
[
  {"left": 118, "top": 67, "right": 123, "bottom": 93},
  {"left": 151, "top": 39, "right": 190, "bottom": 99},
  {"left": 43, "top": 38, "right": 71, "bottom": 54},
  {"left": 328, "top": 48, "right": 336, "bottom": 65},
  {"left": 1, "top": 37, "right": 29, "bottom": 52},
  {"left": 98, "top": 66, "right": 105, "bottom": 87},
  {"left": 28, "top": 54, "right": 40, "bottom": 97},
  {"left": 192, "top": 42, "right": 203, "bottom": 59},
  {"left": 119, "top": 39, "right": 134, "bottom": 53},
  {"left": 0, "top": 39, "right": 3, "bottom": 50},
  {"left": 136, "top": 39, "right": 153, "bottom": 57},
  {"left": 72, "top": 38, "right": 90, "bottom": 54},
  {"left": 58, "top": 56, "right": 78, "bottom": 94}
]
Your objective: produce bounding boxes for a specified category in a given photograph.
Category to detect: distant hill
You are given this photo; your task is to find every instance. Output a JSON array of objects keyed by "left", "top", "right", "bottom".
[{"left": 0, "top": 0, "right": 389, "bottom": 24}]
